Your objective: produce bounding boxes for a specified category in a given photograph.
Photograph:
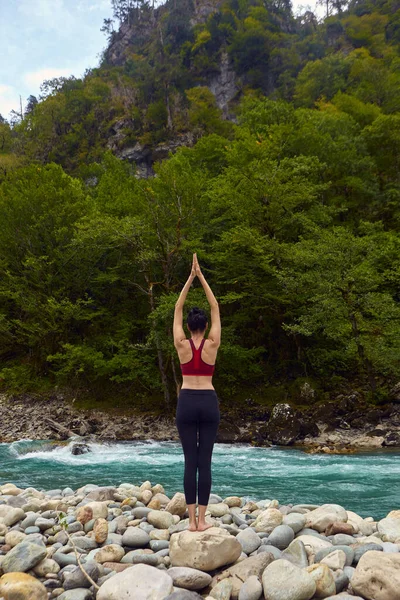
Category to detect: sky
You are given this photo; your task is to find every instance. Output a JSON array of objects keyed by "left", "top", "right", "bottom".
[{"left": 0, "top": 0, "right": 324, "bottom": 120}]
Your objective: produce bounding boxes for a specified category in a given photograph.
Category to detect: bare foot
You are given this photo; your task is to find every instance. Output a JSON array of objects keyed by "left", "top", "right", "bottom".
[
  {"left": 187, "top": 523, "right": 197, "bottom": 531},
  {"left": 196, "top": 521, "right": 213, "bottom": 531}
]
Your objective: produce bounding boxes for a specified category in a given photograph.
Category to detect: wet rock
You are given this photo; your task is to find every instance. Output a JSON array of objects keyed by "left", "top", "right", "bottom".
[
  {"left": 266, "top": 404, "right": 301, "bottom": 446},
  {"left": 71, "top": 443, "right": 91, "bottom": 455}
]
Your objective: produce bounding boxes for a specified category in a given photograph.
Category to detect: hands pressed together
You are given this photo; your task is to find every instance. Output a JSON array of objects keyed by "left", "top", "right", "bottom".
[{"left": 190, "top": 253, "right": 202, "bottom": 280}]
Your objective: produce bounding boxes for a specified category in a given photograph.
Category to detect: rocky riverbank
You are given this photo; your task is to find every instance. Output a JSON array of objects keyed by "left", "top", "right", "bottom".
[
  {"left": 1, "top": 388, "right": 400, "bottom": 452},
  {"left": 1, "top": 481, "right": 400, "bottom": 600}
]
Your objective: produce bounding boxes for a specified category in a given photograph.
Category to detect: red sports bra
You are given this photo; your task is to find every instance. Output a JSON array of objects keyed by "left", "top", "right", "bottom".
[{"left": 180, "top": 338, "right": 215, "bottom": 376}]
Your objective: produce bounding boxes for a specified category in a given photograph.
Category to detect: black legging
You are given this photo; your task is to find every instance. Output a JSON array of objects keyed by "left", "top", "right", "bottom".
[{"left": 175, "top": 389, "right": 220, "bottom": 505}]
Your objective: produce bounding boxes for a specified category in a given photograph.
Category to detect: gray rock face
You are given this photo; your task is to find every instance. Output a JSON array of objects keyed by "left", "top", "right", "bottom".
[
  {"left": 209, "top": 51, "right": 239, "bottom": 116},
  {"left": 2, "top": 540, "right": 47, "bottom": 573}
]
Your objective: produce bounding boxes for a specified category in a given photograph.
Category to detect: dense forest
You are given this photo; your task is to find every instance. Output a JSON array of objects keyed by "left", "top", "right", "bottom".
[{"left": 0, "top": 0, "right": 399, "bottom": 409}]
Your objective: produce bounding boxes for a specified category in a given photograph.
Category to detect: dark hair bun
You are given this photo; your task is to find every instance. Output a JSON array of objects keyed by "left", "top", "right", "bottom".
[{"left": 187, "top": 307, "right": 208, "bottom": 333}]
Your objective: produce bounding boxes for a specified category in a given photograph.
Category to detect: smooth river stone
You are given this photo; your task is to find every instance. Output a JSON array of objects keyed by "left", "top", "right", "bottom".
[
  {"left": 150, "top": 539, "right": 170, "bottom": 551},
  {"left": 253, "top": 509, "right": 283, "bottom": 534},
  {"left": 306, "top": 563, "right": 336, "bottom": 597},
  {"left": 33, "top": 557, "right": 60, "bottom": 576},
  {"left": 346, "top": 510, "right": 374, "bottom": 536},
  {"left": 315, "top": 545, "right": 354, "bottom": 567},
  {"left": 94, "top": 517, "right": 109, "bottom": 544},
  {"left": 63, "top": 561, "right": 100, "bottom": 589},
  {"left": 97, "top": 563, "right": 174, "bottom": 600},
  {"left": 210, "top": 578, "right": 233, "bottom": 600},
  {"left": 351, "top": 550, "right": 400, "bottom": 600},
  {"left": 0, "top": 506, "right": 25, "bottom": 527},
  {"left": 320, "top": 549, "right": 347, "bottom": 570},
  {"left": 262, "top": 559, "right": 316, "bottom": 600},
  {"left": 147, "top": 510, "right": 175, "bottom": 529},
  {"left": 377, "top": 517, "right": 400, "bottom": 542},
  {"left": 207, "top": 503, "right": 230, "bottom": 518},
  {"left": 121, "top": 551, "right": 159, "bottom": 565},
  {"left": 281, "top": 539, "right": 308, "bottom": 568},
  {"left": 4, "top": 531, "right": 26, "bottom": 547},
  {"left": 304, "top": 504, "right": 348, "bottom": 533},
  {"left": 224, "top": 497, "right": 242, "bottom": 508},
  {"left": 353, "top": 543, "right": 383, "bottom": 564},
  {"left": 164, "top": 592, "right": 204, "bottom": 600},
  {"left": 0, "top": 572, "right": 47, "bottom": 600},
  {"left": 332, "top": 568, "right": 349, "bottom": 593},
  {"left": 165, "top": 492, "right": 187, "bottom": 517},
  {"left": 1, "top": 540, "right": 47, "bottom": 573},
  {"left": 78, "top": 501, "right": 108, "bottom": 520},
  {"left": 268, "top": 525, "right": 295, "bottom": 550},
  {"left": 210, "top": 553, "right": 274, "bottom": 600},
  {"left": 170, "top": 527, "right": 242, "bottom": 571},
  {"left": 58, "top": 590, "right": 93, "bottom": 600},
  {"left": 283, "top": 514, "right": 307, "bottom": 534},
  {"left": 72, "top": 536, "right": 98, "bottom": 551},
  {"left": 294, "top": 535, "right": 332, "bottom": 562},
  {"left": 167, "top": 566, "right": 212, "bottom": 590},
  {"left": 330, "top": 533, "right": 356, "bottom": 546},
  {"left": 95, "top": 544, "right": 125, "bottom": 563},
  {"left": 238, "top": 575, "right": 263, "bottom": 600},
  {"left": 236, "top": 528, "right": 262, "bottom": 554},
  {"left": 122, "top": 526, "right": 150, "bottom": 547},
  {"left": 0, "top": 484, "right": 22, "bottom": 496}
]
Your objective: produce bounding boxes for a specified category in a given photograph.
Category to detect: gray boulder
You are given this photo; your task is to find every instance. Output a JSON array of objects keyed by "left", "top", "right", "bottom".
[{"left": 2, "top": 540, "right": 47, "bottom": 573}]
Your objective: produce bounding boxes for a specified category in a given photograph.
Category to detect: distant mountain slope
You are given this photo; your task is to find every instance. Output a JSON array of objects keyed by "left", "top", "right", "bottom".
[{"left": 3, "top": 0, "right": 400, "bottom": 177}]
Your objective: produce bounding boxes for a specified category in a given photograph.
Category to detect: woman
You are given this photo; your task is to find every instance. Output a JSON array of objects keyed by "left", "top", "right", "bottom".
[{"left": 173, "top": 253, "right": 221, "bottom": 532}]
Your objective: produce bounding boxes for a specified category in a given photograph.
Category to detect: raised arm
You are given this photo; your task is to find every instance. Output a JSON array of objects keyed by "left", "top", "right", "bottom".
[
  {"left": 194, "top": 254, "right": 221, "bottom": 347},
  {"left": 173, "top": 256, "right": 196, "bottom": 348}
]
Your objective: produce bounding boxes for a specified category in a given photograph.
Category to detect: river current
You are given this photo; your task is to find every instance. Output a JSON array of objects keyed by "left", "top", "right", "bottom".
[{"left": 1, "top": 439, "right": 399, "bottom": 520}]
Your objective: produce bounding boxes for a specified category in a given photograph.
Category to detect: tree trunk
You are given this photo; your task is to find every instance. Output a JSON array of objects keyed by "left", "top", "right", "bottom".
[{"left": 147, "top": 277, "right": 171, "bottom": 407}]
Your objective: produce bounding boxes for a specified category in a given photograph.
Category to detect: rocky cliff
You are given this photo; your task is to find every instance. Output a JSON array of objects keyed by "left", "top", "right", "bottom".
[{"left": 102, "top": 0, "right": 240, "bottom": 177}]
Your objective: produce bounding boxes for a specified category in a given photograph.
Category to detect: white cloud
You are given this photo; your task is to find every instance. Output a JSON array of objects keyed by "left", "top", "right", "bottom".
[
  {"left": 17, "top": 0, "right": 75, "bottom": 33},
  {"left": 77, "top": 0, "right": 110, "bottom": 12},
  {"left": 0, "top": 84, "right": 20, "bottom": 119}
]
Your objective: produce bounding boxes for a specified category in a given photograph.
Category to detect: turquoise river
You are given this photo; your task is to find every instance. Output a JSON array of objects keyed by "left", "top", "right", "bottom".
[{"left": 1, "top": 440, "right": 399, "bottom": 520}]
